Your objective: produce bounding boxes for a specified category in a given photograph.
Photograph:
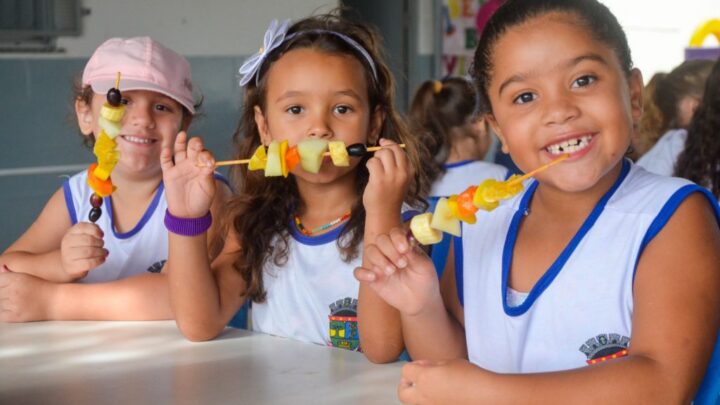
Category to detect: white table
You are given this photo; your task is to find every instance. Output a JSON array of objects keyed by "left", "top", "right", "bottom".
[{"left": 0, "top": 321, "right": 404, "bottom": 405}]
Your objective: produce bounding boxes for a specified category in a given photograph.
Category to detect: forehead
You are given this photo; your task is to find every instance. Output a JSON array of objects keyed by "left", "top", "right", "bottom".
[
  {"left": 489, "top": 12, "right": 618, "bottom": 83},
  {"left": 264, "top": 48, "right": 369, "bottom": 99}
]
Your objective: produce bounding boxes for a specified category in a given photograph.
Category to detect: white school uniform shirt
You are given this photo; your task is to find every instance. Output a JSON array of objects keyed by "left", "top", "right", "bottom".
[
  {"left": 252, "top": 210, "right": 419, "bottom": 350},
  {"left": 458, "top": 160, "right": 720, "bottom": 373},
  {"left": 63, "top": 170, "right": 169, "bottom": 283},
  {"left": 636, "top": 128, "right": 687, "bottom": 176}
]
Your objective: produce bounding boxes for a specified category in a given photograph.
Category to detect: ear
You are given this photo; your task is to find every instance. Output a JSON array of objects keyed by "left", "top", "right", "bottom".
[
  {"left": 75, "top": 98, "right": 94, "bottom": 136},
  {"left": 628, "top": 68, "right": 644, "bottom": 128},
  {"left": 486, "top": 113, "right": 509, "bottom": 154},
  {"left": 254, "top": 105, "right": 271, "bottom": 145},
  {"left": 368, "top": 106, "right": 385, "bottom": 145}
]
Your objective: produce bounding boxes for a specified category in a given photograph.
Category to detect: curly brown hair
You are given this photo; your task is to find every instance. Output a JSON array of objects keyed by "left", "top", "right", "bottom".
[
  {"left": 674, "top": 58, "right": 720, "bottom": 199},
  {"left": 224, "top": 12, "right": 431, "bottom": 303}
]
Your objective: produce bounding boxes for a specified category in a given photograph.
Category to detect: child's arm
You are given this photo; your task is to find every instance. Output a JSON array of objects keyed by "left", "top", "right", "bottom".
[
  {"left": 0, "top": 178, "right": 231, "bottom": 322},
  {"left": 357, "top": 139, "right": 413, "bottom": 362},
  {"left": 0, "top": 188, "right": 106, "bottom": 282},
  {"left": 161, "top": 132, "right": 246, "bottom": 341},
  {"left": 359, "top": 228, "right": 467, "bottom": 361},
  {"left": 396, "top": 193, "right": 720, "bottom": 404}
]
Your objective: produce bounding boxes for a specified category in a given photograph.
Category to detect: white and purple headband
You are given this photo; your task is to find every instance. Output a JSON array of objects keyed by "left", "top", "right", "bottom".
[{"left": 238, "top": 19, "right": 378, "bottom": 87}]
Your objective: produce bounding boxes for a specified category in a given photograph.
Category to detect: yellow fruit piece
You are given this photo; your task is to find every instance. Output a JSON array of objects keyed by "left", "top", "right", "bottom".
[
  {"left": 430, "top": 198, "right": 461, "bottom": 237},
  {"left": 473, "top": 179, "right": 500, "bottom": 211},
  {"left": 279, "top": 140, "right": 289, "bottom": 177},
  {"left": 93, "top": 159, "right": 117, "bottom": 181},
  {"left": 410, "top": 213, "right": 443, "bottom": 245},
  {"left": 248, "top": 145, "right": 267, "bottom": 171},
  {"left": 98, "top": 116, "right": 121, "bottom": 139},
  {"left": 100, "top": 103, "right": 126, "bottom": 122},
  {"left": 328, "top": 141, "right": 349, "bottom": 166},
  {"left": 264, "top": 141, "right": 283, "bottom": 177},
  {"left": 448, "top": 195, "right": 476, "bottom": 224},
  {"left": 297, "top": 139, "right": 328, "bottom": 173}
]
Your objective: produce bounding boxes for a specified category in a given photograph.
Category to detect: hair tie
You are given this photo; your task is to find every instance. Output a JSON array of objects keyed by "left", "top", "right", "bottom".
[
  {"left": 238, "top": 19, "right": 379, "bottom": 87},
  {"left": 432, "top": 80, "right": 443, "bottom": 94}
]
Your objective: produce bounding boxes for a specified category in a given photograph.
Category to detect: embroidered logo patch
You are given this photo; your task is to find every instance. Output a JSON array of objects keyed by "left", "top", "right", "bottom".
[
  {"left": 328, "top": 297, "right": 360, "bottom": 351},
  {"left": 146, "top": 260, "right": 166, "bottom": 273},
  {"left": 579, "top": 333, "right": 630, "bottom": 365}
]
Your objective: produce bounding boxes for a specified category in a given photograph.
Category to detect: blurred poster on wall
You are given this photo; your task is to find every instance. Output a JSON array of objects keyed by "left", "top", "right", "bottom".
[{"left": 442, "top": 0, "right": 504, "bottom": 77}]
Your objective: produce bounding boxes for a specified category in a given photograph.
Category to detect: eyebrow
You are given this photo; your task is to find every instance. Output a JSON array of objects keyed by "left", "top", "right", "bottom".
[
  {"left": 497, "top": 53, "right": 609, "bottom": 97},
  {"left": 275, "top": 89, "right": 364, "bottom": 102}
]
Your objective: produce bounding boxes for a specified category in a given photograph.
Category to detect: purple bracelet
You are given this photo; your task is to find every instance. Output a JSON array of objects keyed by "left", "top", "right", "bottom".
[{"left": 164, "top": 209, "right": 212, "bottom": 236}]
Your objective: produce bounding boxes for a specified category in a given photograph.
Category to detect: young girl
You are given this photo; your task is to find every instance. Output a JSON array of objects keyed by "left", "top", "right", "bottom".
[
  {"left": 409, "top": 77, "right": 507, "bottom": 274},
  {"left": 0, "top": 37, "right": 229, "bottom": 322},
  {"left": 160, "top": 14, "right": 427, "bottom": 348},
  {"left": 674, "top": 57, "right": 720, "bottom": 200},
  {"left": 356, "top": 0, "right": 720, "bottom": 402},
  {"left": 635, "top": 59, "right": 714, "bottom": 166}
]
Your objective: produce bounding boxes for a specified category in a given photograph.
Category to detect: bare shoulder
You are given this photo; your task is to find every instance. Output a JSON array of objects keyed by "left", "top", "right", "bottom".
[{"left": 4, "top": 187, "right": 72, "bottom": 253}]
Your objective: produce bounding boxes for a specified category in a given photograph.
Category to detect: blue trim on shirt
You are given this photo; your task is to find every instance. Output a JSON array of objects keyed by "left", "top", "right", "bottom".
[
  {"left": 443, "top": 160, "right": 475, "bottom": 169},
  {"left": 63, "top": 179, "right": 78, "bottom": 225},
  {"left": 401, "top": 210, "right": 421, "bottom": 223},
  {"left": 107, "top": 182, "right": 165, "bottom": 240},
  {"left": 633, "top": 184, "right": 720, "bottom": 283},
  {"left": 501, "top": 159, "right": 631, "bottom": 317},
  {"left": 454, "top": 233, "right": 464, "bottom": 307},
  {"left": 503, "top": 169, "right": 513, "bottom": 181}
]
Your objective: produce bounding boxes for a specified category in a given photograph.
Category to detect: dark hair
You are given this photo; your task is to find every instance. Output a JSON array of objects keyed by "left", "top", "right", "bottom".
[
  {"left": 409, "top": 77, "right": 481, "bottom": 184},
  {"left": 632, "top": 72, "right": 668, "bottom": 159},
  {"left": 71, "top": 77, "right": 200, "bottom": 149},
  {"left": 471, "top": 0, "right": 633, "bottom": 115},
  {"left": 227, "top": 12, "right": 430, "bottom": 303},
  {"left": 653, "top": 59, "right": 714, "bottom": 131},
  {"left": 674, "top": 57, "right": 720, "bottom": 199}
]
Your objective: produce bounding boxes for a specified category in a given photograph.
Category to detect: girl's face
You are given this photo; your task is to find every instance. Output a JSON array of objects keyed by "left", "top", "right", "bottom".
[
  {"left": 486, "top": 13, "right": 643, "bottom": 193},
  {"left": 254, "top": 47, "right": 383, "bottom": 184},
  {"left": 77, "top": 89, "right": 188, "bottom": 177}
]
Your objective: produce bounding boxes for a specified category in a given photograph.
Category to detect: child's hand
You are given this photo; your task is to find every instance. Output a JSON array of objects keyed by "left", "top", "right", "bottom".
[
  {"left": 161, "top": 131, "right": 216, "bottom": 218},
  {"left": 60, "top": 222, "right": 107, "bottom": 278},
  {"left": 363, "top": 138, "right": 410, "bottom": 216},
  {"left": 0, "top": 267, "right": 56, "bottom": 322},
  {"left": 354, "top": 227, "right": 439, "bottom": 316},
  {"left": 398, "top": 359, "right": 484, "bottom": 404}
]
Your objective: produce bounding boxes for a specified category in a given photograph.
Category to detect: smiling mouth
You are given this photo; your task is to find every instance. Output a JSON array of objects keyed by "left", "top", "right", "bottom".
[
  {"left": 121, "top": 135, "right": 156, "bottom": 145},
  {"left": 546, "top": 135, "right": 593, "bottom": 155}
]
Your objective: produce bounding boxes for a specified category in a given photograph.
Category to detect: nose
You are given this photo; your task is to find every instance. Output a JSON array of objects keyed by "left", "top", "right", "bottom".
[
  {"left": 306, "top": 110, "right": 332, "bottom": 139},
  {"left": 125, "top": 102, "right": 155, "bottom": 130},
  {"left": 542, "top": 90, "right": 580, "bottom": 126}
]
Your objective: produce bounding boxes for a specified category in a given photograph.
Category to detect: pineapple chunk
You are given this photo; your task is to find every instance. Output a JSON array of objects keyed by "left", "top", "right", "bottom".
[
  {"left": 410, "top": 213, "right": 443, "bottom": 245},
  {"left": 430, "top": 198, "right": 461, "bottom": 237},
  {"left": 264, "top": 141, "right": 283, "bottom": 177},
  {"left": 473, "top": 179, "right": 500, "bottom": 211},
  {"left": 328, "top": 141, "right": 349, "bottom": 166},
  {"left": 279, "top": 140, "right": 289, "bottom": 177},
  {"left": 248, "top": 145, "right": 267, "bottom": 171},
  {"left": 100, "top": 103, "right": 126, "bottom": 122},
  {"left": 297, "top": 139, "right": 328, "bottom": 174},
  {"left": 98, "top": 117, "right": 121, "bottom": 139}
]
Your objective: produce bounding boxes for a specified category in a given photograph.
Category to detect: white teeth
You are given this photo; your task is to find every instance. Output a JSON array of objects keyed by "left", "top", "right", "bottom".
[
  {"left": 123, "top": 135, "right": 153, "bottom": 145},
  {"left": 546, "top": 135, "right": 592, "bottom": 155}
]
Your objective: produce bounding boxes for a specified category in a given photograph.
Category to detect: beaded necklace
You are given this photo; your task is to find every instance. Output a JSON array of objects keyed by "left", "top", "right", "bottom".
[{"left": 294, "top": 211, "right": 351, "bottom": 236}]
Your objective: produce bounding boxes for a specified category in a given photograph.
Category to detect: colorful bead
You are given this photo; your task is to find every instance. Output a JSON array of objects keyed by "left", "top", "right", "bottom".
[{"left": 294, "top": 211, "right": 351, "bottom": 236}]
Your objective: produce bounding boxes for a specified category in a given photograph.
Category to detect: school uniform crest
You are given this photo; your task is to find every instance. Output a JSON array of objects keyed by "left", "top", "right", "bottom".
[
  {"left": 579, "top": 333, "right": 630, "bottom": 365},
  {"left": 328, "top": 297, "right": 360, "bottom": 351}
]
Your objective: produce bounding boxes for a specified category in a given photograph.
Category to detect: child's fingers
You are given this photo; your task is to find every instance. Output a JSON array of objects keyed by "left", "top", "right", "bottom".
[
  {"left": 388, "top": 227, "right": 411, "bottom": 254},
  {"left": 160, "top": 144, "right": 174, "bottom": 172},
  {"left": 379, "top": 138, "right": 407, "bottom": 173},
  {"left": 69, "top": 222, "right": 104, "bottom": 239},
  {"left": 173, "top": 131, "right": 189, "bottom": 163},
  {"left": 185, "top": 136, "right": 205, "bottom": 162},
  {"left": 364, "top": 241, "right": 399, "bottom": 276},
  {"left": 197, "top": 150, "right": 216, "bottom": 171},
  {"left": 67, "top": 246, "right": 108, "bottom": 261},
  {"left": 353, "top": 266, "right": 379, "bottom": 282},
  {"left": 70, "top": 256, "right": 107, "bottom": 272},
  {"left": 66, "top": 233, "right": 105, "bottom": 249}
]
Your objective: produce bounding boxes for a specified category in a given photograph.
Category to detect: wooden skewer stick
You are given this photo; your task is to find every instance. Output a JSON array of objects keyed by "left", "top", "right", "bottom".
[
  {"left": 212, "top": 143, "right": 406, "bottom": 168},
  {"left": 115, "top": 72, "right": 121, "bottom": 89},
  {"left": 506, "top": 154, "right": 569, "bottom": 186}
]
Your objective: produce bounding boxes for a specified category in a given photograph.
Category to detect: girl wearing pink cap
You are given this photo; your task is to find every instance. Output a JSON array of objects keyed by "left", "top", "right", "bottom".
[{"left": 0, "top": 37, "right": 230, "bottom": 322}]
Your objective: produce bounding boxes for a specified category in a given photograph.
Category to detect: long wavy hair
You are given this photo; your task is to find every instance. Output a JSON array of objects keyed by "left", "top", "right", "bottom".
[
  {"left": 674, "top": 58, "right": 720, "bottom": 199},
  {"left": 225, "top": 13, "right": 430, "bottom": 303},
  {"left": 409, "top": 77, "right": 482, "bottom": 184}
]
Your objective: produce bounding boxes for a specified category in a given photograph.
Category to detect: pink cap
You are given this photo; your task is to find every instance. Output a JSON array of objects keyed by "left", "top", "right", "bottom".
[{"left": 82, "top": 37, "right": 195, "bottom": 114}]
